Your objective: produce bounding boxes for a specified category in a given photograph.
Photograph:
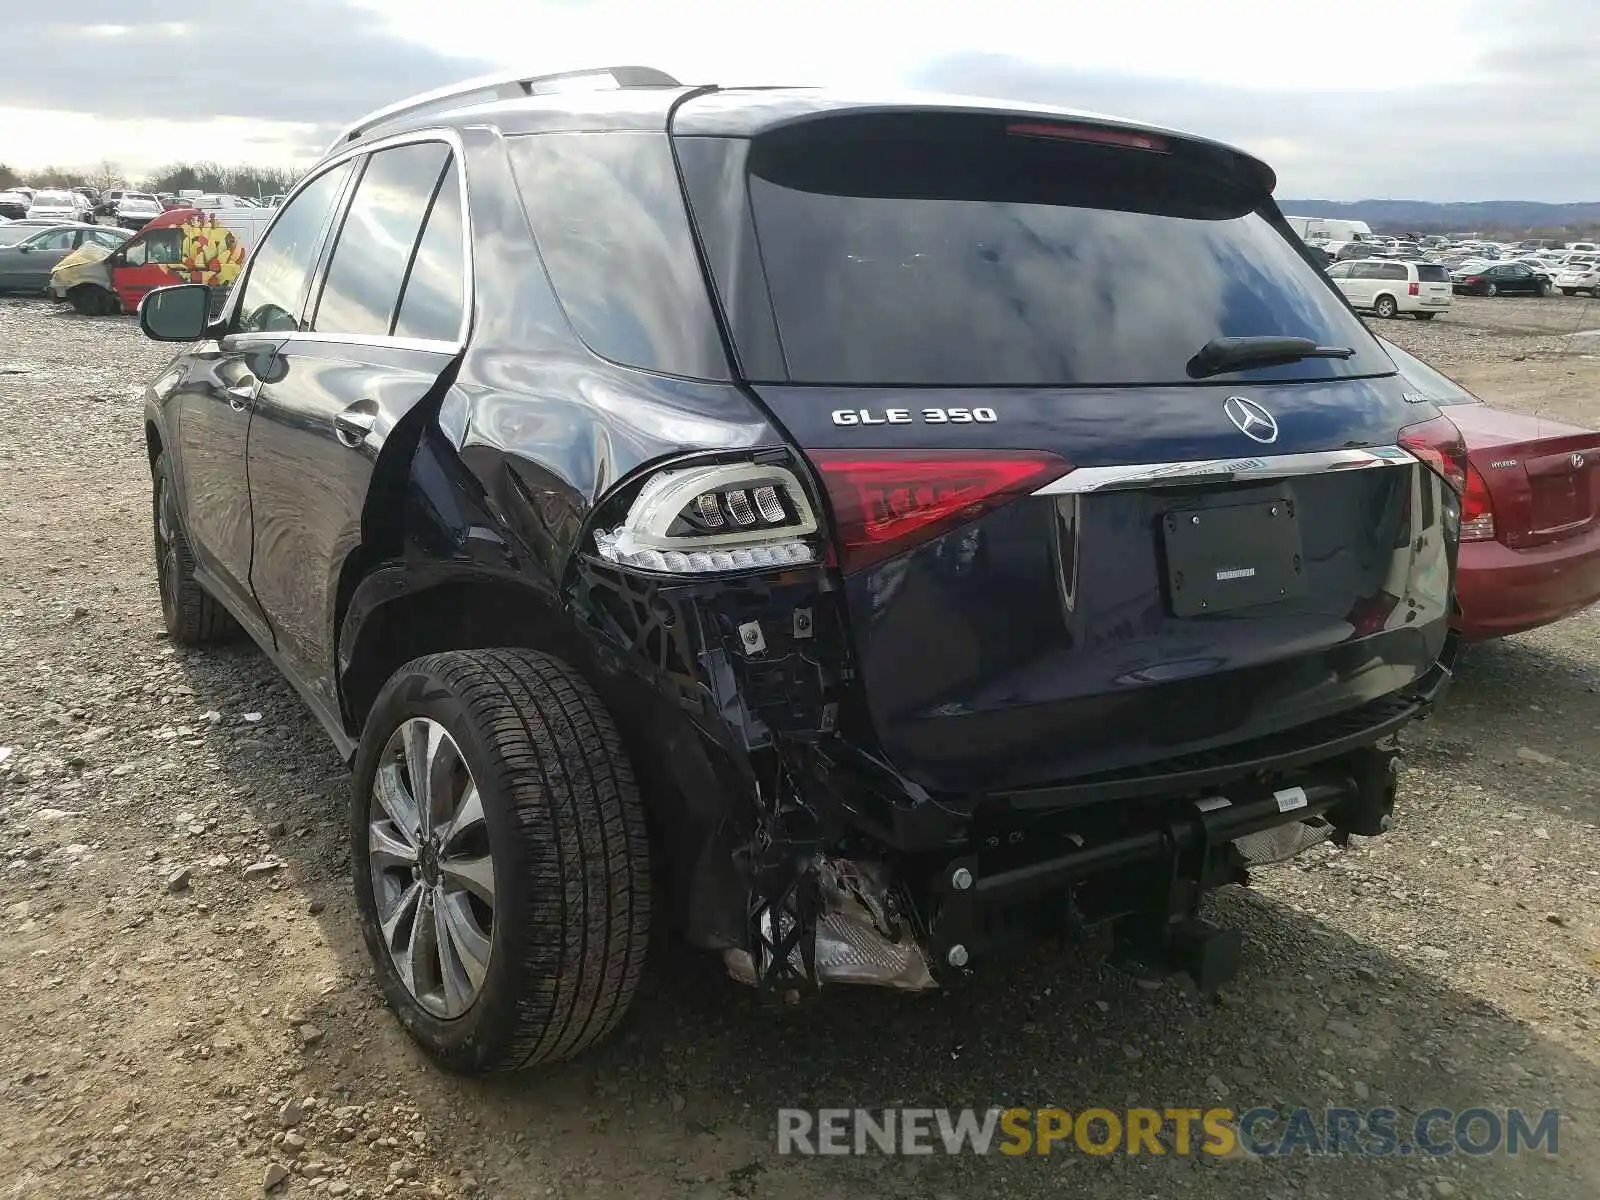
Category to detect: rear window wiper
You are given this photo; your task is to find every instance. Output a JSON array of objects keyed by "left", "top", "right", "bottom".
[{"left": 1187, "top": 336, "right": 1355, "bottom": 379}]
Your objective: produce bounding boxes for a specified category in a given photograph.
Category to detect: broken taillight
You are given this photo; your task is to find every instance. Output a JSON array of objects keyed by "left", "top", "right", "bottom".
[
  {"left": 1397, "top": 414, "right": 1468, "bottom": 495},
  {"left": 812, "top": 450, "right": 1071, "bottom": 573},
  {"left": 592, "top": 460, "right": 820, "bottom": 572}
]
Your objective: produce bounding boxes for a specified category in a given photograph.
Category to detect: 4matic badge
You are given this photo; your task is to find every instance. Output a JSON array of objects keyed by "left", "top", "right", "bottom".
[{"left": 831, "top": 407, "right": 998, "bottom": 426}]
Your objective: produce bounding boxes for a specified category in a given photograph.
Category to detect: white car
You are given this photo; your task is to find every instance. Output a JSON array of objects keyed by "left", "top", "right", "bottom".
[
  {"left": 114, "top": 192, "right": 164, "bottom": 229},
  {"left": 1556, "top": 260, "right": 1600, "bottom": 296},
  {"left": 194, "top": 193, "right": 256, "bottom": 210},
  {"left": 1326, "top": 258, "right": 1452, "bottom": 320},
  {"left": 25, "top": 189, "right": 90, "bottom": 223}
]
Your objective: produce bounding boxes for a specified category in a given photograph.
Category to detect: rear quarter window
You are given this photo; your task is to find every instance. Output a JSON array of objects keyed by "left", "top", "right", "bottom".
[
  {"left": 507, "top": 133, "right": 729, "bottom": 381},
  {"left": 738, "top": 115, "right": 1392, "bottom": 386}
]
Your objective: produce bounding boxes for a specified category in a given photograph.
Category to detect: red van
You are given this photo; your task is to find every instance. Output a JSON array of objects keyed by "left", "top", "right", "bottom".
[{"left": 48, "top": 205, "right": 273, "bottom": 315}]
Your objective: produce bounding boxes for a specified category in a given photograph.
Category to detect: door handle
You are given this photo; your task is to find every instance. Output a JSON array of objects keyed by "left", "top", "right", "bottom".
[
  {"left": 225, "top": 382, "right": 254, "bottom": 412},
  {"left": 334, "top": 406, "right": 378, "bottom": 448}
]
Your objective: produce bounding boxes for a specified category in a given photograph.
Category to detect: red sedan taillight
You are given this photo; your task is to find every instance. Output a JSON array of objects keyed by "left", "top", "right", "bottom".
[{"left": 1459, "top": 463, "right": 1497, "bottom": 542}]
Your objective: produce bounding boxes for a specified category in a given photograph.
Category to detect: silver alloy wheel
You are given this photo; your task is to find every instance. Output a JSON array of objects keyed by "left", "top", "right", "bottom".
[{"left": 369, "top": 717, "right": 495, "bottom": 1019}]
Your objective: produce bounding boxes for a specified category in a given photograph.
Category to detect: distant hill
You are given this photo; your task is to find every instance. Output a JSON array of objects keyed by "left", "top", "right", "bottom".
[{"left": 1277, "top": 199, "right": 1600, "bottom": 236}]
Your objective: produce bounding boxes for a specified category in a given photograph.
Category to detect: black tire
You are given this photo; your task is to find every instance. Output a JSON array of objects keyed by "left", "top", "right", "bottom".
[
  {"left": 1485, "top": 283, "right": 1498, "bottom": 297},
  {"left": 352, "top": 649, "right": 651, "bottom": 1075},
  {"left": 68, "top": 285, "right": 115, "bottom": 316},
  {"left": 1537, "top": 279, "right": 1553, "bottom": 297},
  {"left": 1374, "top": 295, "right": 1398, "bottom": 319},
  {"left": 1414, "top": 311, "right": 1437, "bottom": 321},
  {"left": 151, "top": 452, "right": 239, "bottom": 644},
  {"left": 1562, "top": 288, "right": 1576, "bottom": 297}
]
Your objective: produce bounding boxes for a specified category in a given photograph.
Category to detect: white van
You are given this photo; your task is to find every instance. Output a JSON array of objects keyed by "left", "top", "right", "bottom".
[
  {"left": 1326, "top": 258, "right": 1452, "bottom": 320},
  {"left": 1285, "top": 215, "right": 1374, "bottom": 245}
]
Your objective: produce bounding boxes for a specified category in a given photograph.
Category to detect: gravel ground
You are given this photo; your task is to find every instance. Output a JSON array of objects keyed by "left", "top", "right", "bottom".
[{"left": 1, "top": 294, "right": 1597, "bottom": 1199}]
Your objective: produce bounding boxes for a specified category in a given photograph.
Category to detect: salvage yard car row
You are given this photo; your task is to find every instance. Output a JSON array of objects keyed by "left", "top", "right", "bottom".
[{"left": 0, "top": 203, "right": 271, "bottom": 314}]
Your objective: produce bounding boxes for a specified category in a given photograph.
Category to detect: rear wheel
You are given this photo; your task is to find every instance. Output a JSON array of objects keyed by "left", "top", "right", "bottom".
[
  {"left": 1414, "top": 311, "right": 1437, "bottom": 321},
  {"left": 151, "top": 452, "right": 239, "bottom": 645},
  {"left": 1562, "top": 288, "right": 1576, "bottom": 296},
  {"left": 1374, "top": 295, "right": 1398, "bottom": 319},
  {"left": 1537, "top": 279, "right": 1553, "bottom": 297},
  {"left": 1485, "top": 283, "right": 1498, "bottom": 297},
  {"left": 352, "top": 649, "right": 652, "bottom": 1074}
]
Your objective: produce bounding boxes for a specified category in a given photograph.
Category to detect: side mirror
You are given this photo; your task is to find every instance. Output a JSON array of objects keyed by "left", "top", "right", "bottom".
[
  {"left": 15, "top": 244, "right": 30, "bottom": 254},
  {"left": 140, "top": 283, "right": 213, "bottom": 342}
]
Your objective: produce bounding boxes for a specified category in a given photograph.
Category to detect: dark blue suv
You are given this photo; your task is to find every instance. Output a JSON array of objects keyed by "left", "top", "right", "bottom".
[{"left": 137, "top": 66, "right": 1462, "bottom": 1074}]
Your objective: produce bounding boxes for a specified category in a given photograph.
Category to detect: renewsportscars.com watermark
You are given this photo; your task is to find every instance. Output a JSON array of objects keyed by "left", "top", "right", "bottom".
[{"left": 777, "top": 1106, "right": 1561, "bottom": 1158}]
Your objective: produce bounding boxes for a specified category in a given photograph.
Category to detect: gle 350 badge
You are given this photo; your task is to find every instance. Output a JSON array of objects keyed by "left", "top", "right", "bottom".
[{"left": 832, "top": 407, "right": 999, "bottom": 426}]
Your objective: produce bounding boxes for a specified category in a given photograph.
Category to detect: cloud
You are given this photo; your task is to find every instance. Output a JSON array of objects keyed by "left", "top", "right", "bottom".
[
  {"left": 915, "top": 2, "right": 1600, "bottom": 202},
  {"left": 0, "top": 4, "right": 493, "bottom": 132}
]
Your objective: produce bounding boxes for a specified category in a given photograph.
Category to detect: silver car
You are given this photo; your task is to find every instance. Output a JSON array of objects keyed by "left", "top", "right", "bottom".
[{"left": 0, "top": 224, "right": 127, "bottom": 293}]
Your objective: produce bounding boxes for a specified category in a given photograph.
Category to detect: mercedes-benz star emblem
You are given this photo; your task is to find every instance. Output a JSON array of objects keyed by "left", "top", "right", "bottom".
[
  {"left": 1223, "top": 396, "right": 1279, "bottom": 444},
  {"left": 1572, "top": 452, "right": 1587, "bottom": 470}
]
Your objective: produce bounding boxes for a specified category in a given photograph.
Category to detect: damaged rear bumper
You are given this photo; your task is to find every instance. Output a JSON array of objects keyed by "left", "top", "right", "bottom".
[{"left": 576, "top": 550, "right": 1459, "bottom": 997}]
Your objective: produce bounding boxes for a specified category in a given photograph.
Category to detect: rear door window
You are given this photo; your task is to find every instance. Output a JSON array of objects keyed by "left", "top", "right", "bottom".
[
  {"left": 1379, "top": 263, "right": 1408, "bottom": 280},
  {"left": 739, "top": 115, "right": 1391, "bottom": 386},
  {"left": 313, "top": 141, "right": 451, "bottom": 337},
  {"left": 1416, "top": 264, "right": 1449, "bottom": 283},
  {"left": 392, "top": 159, "right": 467, "bottom": 343}
]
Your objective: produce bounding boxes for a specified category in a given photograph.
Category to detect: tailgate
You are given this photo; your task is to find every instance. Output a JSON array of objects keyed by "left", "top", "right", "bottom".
[
  {"left": 760, "top": 384, "right": 1455, "bottom": 794},
  {"left": 683, "top": 105, "right": 1456, "bottom": 794}
]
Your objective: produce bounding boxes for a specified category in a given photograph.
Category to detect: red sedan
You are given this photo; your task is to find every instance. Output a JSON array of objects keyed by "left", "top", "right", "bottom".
[{"left": 1385, "top": 339, "right": 1600, "bottom": 639}]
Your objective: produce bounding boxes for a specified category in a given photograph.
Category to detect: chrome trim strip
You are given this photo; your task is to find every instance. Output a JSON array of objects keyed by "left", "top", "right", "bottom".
[
  {"left": 252, "top": 332, "right": 460, "bottom": 354},
  {"left": 1032, "top": 446, "right": 1416, "bottom": 494}
]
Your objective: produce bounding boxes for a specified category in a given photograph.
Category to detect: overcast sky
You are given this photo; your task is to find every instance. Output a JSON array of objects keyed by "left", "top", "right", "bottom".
[{"left": 2, "top": 0, "right": 1594, "bottom": 200}]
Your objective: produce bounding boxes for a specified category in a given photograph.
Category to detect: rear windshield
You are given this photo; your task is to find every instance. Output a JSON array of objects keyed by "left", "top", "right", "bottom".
[
  {"left": 1416, "top": 264, "right": 1450, "bottom": 282},
  {"left": 743, "top": 116, "right": 1391, "bottom": 386},
  {"left": 33, "top": 191, "right": 73, "bottom": 205}
]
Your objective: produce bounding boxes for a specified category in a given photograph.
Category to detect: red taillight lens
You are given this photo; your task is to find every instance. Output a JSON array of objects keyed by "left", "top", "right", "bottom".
[
  {"left": 1397, "top": 414, "right": 1468, "bottom": 496},
  {"left": 1408, "top": 281, "right": 1420, "bottom": 296},
  {"left": 1346, "top": 591, "right": 1400, "bottom": 637},
  {"left": 1005, "top": 122, "right": 1169, "bottom": 153},
  {"left": 813, "top": 451, "right": 1071, "bottom": 573},
  {"left": 1459, "top": 462, "right": 1497, "bottom": 542}
]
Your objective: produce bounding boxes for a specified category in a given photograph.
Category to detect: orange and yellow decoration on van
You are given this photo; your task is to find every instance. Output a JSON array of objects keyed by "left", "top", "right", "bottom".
[{"left": 176, "top": 213, "right": 246, "bottom": 287}]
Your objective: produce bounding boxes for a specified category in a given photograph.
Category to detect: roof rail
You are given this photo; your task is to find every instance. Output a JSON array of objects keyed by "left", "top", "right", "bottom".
[{"left": 326, "top": 65, "right": 684, "bottom": 153}]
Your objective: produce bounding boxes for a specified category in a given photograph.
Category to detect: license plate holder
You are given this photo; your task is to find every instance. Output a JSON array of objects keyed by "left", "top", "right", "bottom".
[{"left": 1163, "top": 498, "right": 1305, "bottom": 617}]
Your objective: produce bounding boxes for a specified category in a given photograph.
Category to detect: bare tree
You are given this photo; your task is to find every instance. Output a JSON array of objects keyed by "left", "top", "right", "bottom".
[{"left": 89, "top": 160, "right": 126, "bottom": 193}]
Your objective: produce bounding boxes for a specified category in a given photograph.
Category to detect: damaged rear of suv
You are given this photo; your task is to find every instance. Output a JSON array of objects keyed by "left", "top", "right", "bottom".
[{"left": 137, "top": 67, "right": 1461, "bottom": 1075}]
